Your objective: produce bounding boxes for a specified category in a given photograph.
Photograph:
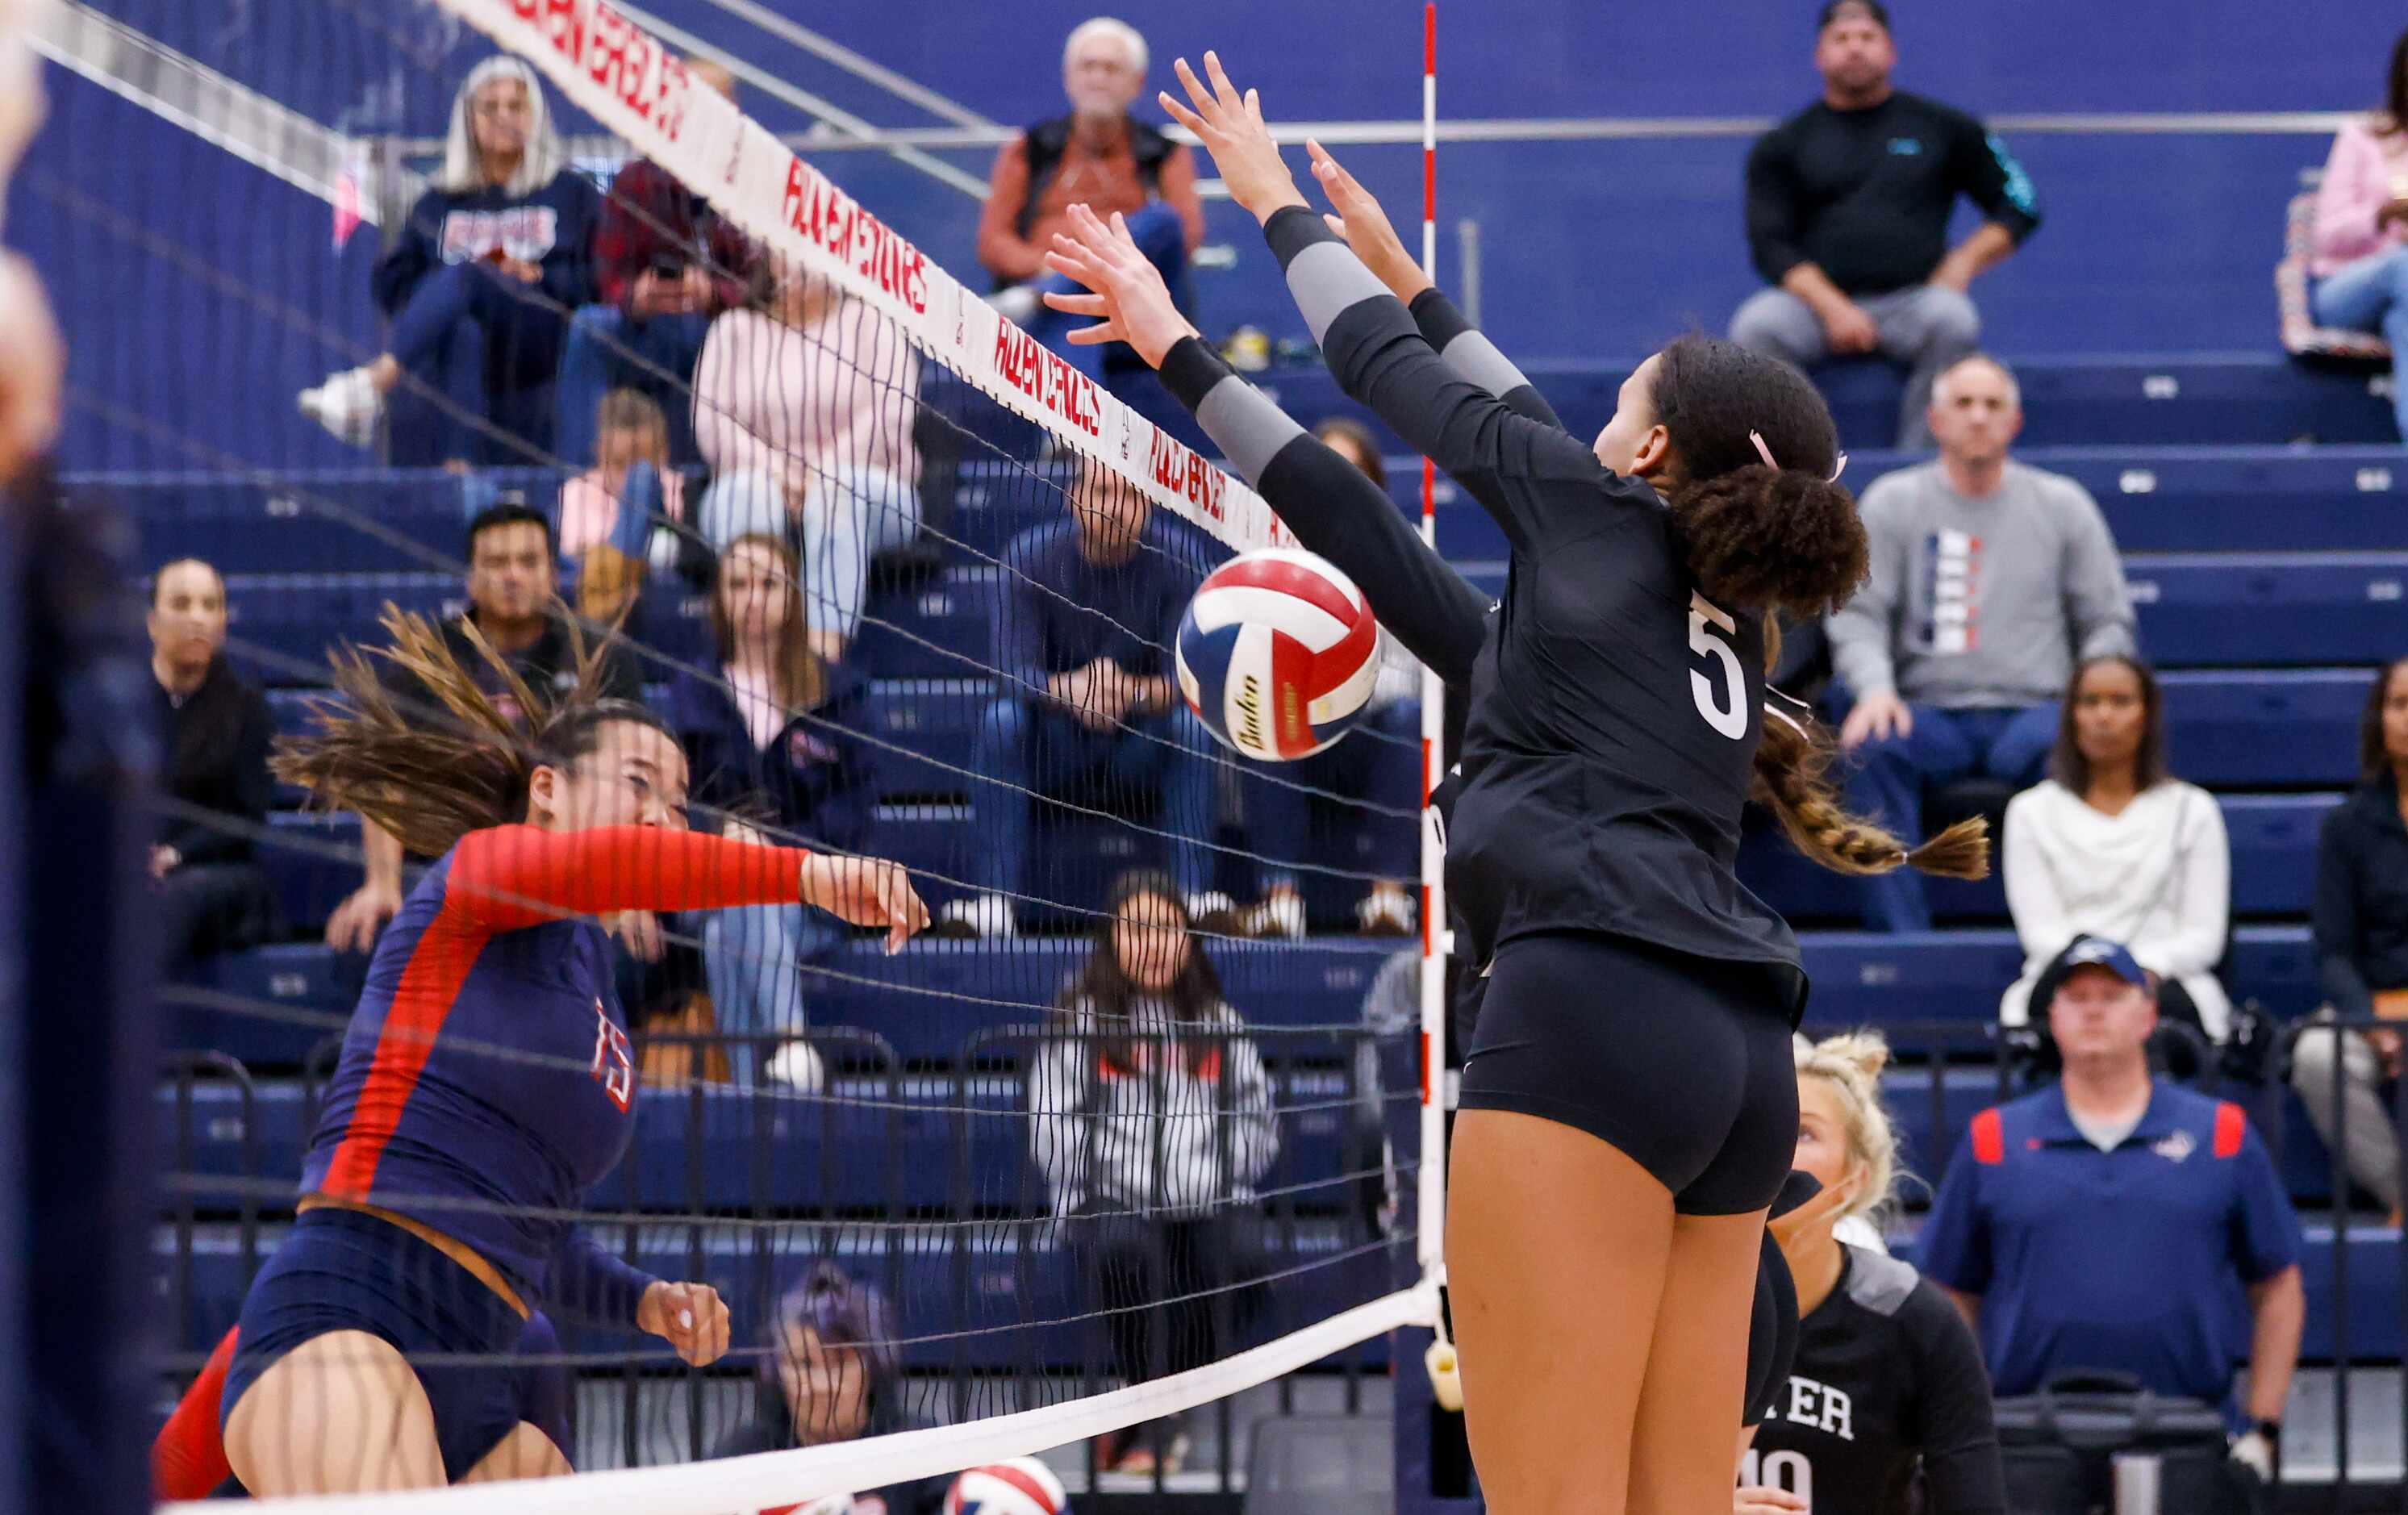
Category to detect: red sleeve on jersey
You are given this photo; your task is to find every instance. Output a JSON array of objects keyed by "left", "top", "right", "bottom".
[
  {"left": 152, "top": 1326, "right": 239, "bottom": 1499},
  {"left": 2214, "top": 1100, "right": 2247, "bottom": 1159},
  {"left": 445, "top": 825, "right": 809, "bottom": 930},
  {"left": 1970, "top": 1108, "right": 2005, "bottom": 1166}
]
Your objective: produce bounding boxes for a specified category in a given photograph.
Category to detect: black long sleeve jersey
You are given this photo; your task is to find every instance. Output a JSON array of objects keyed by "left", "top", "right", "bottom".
[
  {"left": 1747, "top": 1244, "right": 2008, "bottom": 1515},
  {"left": 1160, "top": 207, "right": 1804, "bottom": 1015}
]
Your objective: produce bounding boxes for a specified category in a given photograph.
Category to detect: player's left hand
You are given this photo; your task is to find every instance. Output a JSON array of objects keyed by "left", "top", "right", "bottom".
[
  {"left": 637, "top": 1279, "right": 732, "bottom": 1367},
  {"left": 1042, "top": 202, "right": 1199, "bottom": 369},
  {"left": 1159, "top": 52, "right": 1308, "bottom": 225},
  {"left": 800, "top": 853, "right": 932, "bottom": 954}
]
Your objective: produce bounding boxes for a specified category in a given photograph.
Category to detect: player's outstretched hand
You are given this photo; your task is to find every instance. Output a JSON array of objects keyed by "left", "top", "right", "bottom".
[
  {"left": 800, "top": 852, "right": 932, "bottom": 954},
  {"left": 1042, "top": 202, "right": 1199, "bottom": 368},
  {"left": 1304, "top": 140, "right": 1434, "bottom": 305},
  {"left": 1158, "top": 52, "right": 1307, "bottom": 224},
  {"left": 637, "top": 1279, "right": 731, "bottom": 1367}
]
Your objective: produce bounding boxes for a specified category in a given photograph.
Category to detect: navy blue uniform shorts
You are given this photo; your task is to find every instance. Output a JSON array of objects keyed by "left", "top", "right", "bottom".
[
  {"left": 221, "top": 1207, "right": 533, "bottom": 1481},
  {"left": 1458, "top": 930, "right": 1799, "bottom": 1216}
]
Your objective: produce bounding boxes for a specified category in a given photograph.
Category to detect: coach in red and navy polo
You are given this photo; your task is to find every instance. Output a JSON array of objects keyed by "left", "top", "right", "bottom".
[{"left": 1918, "top": 937, "right": 2304, "bottom": 1440}]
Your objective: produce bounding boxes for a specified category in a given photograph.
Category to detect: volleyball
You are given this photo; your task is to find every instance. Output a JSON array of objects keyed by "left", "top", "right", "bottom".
[
  {"left": 1176, "top": 548, "right": 1384, "bottom": 762},
  {"left": 941, "top": 1457, "right": 1070, "bottom": 1515}
]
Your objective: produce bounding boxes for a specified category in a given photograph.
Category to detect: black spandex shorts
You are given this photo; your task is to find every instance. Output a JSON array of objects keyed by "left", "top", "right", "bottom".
[{"left": 1457, "top": 929, "right": 1800, "bottom": 1216}]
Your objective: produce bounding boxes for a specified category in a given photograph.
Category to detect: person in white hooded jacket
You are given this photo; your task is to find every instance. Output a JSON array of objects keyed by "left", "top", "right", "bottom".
[
  {"left": 1999, "top": 654, "right": 2231, "bottom": 1038},
  {"left": 1029, "top": 870, "right": 1277, "bottom": 1475}
]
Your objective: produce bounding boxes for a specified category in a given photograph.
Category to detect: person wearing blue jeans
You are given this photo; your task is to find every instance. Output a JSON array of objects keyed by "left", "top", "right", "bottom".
[
  {"left": 972, "top": 696, "right": 1217, "bottom": 929},
  {"left": 553, "top": 306, "right": 713, "bottom": 467},
  {"left": 941, "top": 459, "right": 1222, "bottom": 939},
  {"left": 2313, "top": 248, "right": 2408, "bottom": 441},
  {"left": 1016, "top": 200, "right": 1194, "bottom": 384},
  {"left": 1827, "top": 355, "right": 2135, "bottom": 931},
  {"left": 1236, "top": 695, "right": 1423, "bottom": 937}
]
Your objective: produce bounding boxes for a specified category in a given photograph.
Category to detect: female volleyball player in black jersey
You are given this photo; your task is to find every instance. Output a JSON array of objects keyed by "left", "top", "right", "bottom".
[
  {"left": 1043, "top": 54, "right": 1984, "bottom": 1513},
  {"left": 1739, "top": 1033, "right": 2003, "bottom": 1515}
]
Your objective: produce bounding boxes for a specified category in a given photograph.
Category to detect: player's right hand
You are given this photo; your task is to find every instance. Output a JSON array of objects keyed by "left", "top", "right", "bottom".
[
  {"left": 1838, "top": 689, "right": 1912, "bottom": 750},
  {"left": 1042, "top": 202, "right": 1198, "bottom": 369},
  {"left": 1159, "top": 52, "right": 1307, "bottom": 225},
  {"left": 324, "top": 878, "right": 403, "bottom": 954},
  {"left": 1736, "top": 1488, "right": 1809, "bottom": 1514}
]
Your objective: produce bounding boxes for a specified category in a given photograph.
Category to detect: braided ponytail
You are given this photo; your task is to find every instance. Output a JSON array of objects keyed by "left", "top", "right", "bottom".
[
  {"left": 1752, "top": 701, "right": 1989, "bottom": 879},
  {"left": 1643, "top": 334, "right": 1990, "bottom": 883}
]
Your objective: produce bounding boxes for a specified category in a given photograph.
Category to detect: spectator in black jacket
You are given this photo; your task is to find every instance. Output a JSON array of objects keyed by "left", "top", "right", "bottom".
[
  {"left": 2289, "top": 655, "right": 2408, "bottom": 1217},
  {"left": 1728, "top": 1, "right": 2042, "bottom": 448},
  {"left": 663, "top": 534, "right": 872, "bottom": 1088},
  {"left": 148, "top": 558, "right": 277, "bottom": 977},
  {"left": 299, "top": 57, "right": 598, "bottom": 464},
  {"left": 711, "top": 1263, "right": 947, "bottom": 1514}
]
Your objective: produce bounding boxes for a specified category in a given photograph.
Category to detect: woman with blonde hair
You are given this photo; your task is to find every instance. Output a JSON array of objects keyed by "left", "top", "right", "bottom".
[
  {"left": 1738, "top": 1032, "right": 2003, "bottom": 1514},
  {"left": 300, "top": 56, "right": 599, "bottom": 461}
]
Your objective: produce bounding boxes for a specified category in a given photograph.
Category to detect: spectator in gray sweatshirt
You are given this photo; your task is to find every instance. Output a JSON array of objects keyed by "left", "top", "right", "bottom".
[
  {"left": 1826, "top": 354, "right": 2135, "bottom": 930},
  {"left": 1029, "top": 870, "right": 1277, "bottom": 1475}
]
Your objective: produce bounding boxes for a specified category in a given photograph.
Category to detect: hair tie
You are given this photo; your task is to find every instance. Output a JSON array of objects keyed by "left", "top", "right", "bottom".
[{"left": 1748, "top": 430, "right": 1849, "bottom": 484}]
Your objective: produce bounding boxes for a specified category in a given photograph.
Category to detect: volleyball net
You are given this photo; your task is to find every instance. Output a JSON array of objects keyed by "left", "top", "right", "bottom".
[{"left": 23, "top": 0, "right": 1445, "bottom": 1505}]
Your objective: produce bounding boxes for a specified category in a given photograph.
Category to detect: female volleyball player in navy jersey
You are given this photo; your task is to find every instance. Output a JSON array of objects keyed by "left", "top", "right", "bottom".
[
  {"left": 216, "top": 613, "right": 929, "bottom": 1494},
  {"left": 1045, "top": 55, "right": 1984, "bottom": 1513}
]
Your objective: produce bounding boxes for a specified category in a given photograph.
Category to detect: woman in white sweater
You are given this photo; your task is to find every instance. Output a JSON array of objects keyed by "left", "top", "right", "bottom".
[{"left": 1999, "top": 654, "right": 2232, "bottom": 1038}]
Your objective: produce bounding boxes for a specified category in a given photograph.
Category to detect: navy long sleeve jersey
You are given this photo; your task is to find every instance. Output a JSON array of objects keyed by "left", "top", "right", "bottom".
[
  {"left": 664, "top": 662, "right": 876, "bottom": 855},
  {"left": 1162, "top": 208, "right": 1803, "bottom": 1012}
]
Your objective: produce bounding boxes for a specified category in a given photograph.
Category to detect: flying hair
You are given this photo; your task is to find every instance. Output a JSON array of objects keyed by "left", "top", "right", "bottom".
[{"left": 270, "top": 601, "right": 661, "bottom": 859}]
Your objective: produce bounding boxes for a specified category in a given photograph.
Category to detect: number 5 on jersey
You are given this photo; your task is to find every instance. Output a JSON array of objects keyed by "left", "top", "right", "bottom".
[
  {"left": 591, "top": 1000, "right": 635, "bottom": 1112},
  {"left": 1688, "top": 591, "right": 1749, "bottom": 741}
]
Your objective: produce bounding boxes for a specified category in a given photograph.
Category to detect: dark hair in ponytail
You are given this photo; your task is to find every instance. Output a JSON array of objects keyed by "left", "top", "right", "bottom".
[{"left": 1650, "top": 335, "right": 1988, "bottom": 883}]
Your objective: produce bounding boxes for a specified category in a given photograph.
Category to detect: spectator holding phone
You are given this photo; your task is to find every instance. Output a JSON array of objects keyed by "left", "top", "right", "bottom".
[
  {"left": 554, "top": 60, "right": 753, "bottom": 467},
  {"left": 299, "top": 58, "right": 596, "bottom": 463},
  {"left": 2289, "top": 655, "right": 2408, "bottom": 1217},
  {"left": 2306, "top": 27, "right": 2408, "bottom": 441}
]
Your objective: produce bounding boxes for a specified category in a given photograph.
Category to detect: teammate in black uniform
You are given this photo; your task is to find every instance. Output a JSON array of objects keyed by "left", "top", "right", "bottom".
[
  {"left": 1045, "top": 54, "right": 1985, "bottom": 1513},
  {"left": 1741, "top": 1033, "right": 2003, "bottom": 1514}
]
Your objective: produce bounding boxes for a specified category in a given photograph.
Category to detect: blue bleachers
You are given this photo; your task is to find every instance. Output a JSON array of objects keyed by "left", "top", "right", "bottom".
[{"left": 1259, "top": 357, "right": 2405, "bottom": 454}]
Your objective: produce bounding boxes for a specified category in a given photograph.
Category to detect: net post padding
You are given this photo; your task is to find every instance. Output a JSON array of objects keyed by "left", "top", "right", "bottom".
[
  {"left": 436, "top": 0, "right": 1296, "bottom": 560},
  {"left": 161, "top": 1286, "right": 1439, "bottom": 1515}
]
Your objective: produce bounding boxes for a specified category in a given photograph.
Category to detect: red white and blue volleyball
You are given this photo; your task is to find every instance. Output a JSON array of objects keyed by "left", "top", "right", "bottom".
[
  {"left": 942, "top": 1457, "right": 1070, "bottom": 1515},
  {"left": 1177, "top": 548, "right": 1383, "bottom": 762}
]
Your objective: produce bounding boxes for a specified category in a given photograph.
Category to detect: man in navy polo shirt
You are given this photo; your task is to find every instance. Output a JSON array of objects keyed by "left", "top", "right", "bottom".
[{"left": 1918, "top": 935, "right": 2305, "bottom": 1475}]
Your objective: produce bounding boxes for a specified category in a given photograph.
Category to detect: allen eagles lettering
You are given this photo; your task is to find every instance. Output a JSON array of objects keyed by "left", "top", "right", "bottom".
[
  {"left": 780, "top": 161, "right": 929, "bottom": 312},
  {"left": 515, "top": 0, "right": 688, "bottom": 139},
  {"left": 991, "top": 323, "right": 1103, "bottom": 436},
  {"left": 1149, "top": 430, "right": 1227, "bottom": 523}
]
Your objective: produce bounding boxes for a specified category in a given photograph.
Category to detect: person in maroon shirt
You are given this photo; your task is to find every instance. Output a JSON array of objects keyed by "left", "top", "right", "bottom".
[
  {"left": 553, "top": 58, "right": 753, "bottom": 467},
  {"left": 977, "top": 18, "right": 1204, "bottom": 382}
]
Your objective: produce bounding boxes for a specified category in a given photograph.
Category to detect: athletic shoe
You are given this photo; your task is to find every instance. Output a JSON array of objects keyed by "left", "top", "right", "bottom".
[
  {"left": 297, "top": 366, "right": 382, "bottom": 447},
  {"left": 935, "top": 892, "right": 1018, "bottom": 940},
  {"left": 1356, "top": 883, "right": 1417, "bottom": 937},
  {"left": 1242, "top": 888, "right": 1307, "bottom": 941},
  {"left": 763, "top": 1040, "right": 826, "bottom": 1093},
  {"left": 1185, "top": 891, "right": 1241, "bottom": 936}
]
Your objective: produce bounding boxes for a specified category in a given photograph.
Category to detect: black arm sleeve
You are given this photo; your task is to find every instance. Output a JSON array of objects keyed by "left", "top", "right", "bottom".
[
  {"left": 1264, "top": 207, "right": 1621, "bottom": 558},
  {"left": 1407, "top": 287, "right": 1570, "bottom": 432},
  {"left": 1743, "top": 130, "right": 1811, "bottom": 286},
  {"left": 1160, "top": 336, "right": 1488, "bottom": 690},
  {"left": 1905, "top": 1281, "right": 2009, "bottom": 1515}
]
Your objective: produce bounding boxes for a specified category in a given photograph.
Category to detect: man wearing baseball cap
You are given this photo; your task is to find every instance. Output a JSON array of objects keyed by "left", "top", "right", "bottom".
[{"left": 1918, "top": 935, "right": 2304, "bottom": 1476}]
